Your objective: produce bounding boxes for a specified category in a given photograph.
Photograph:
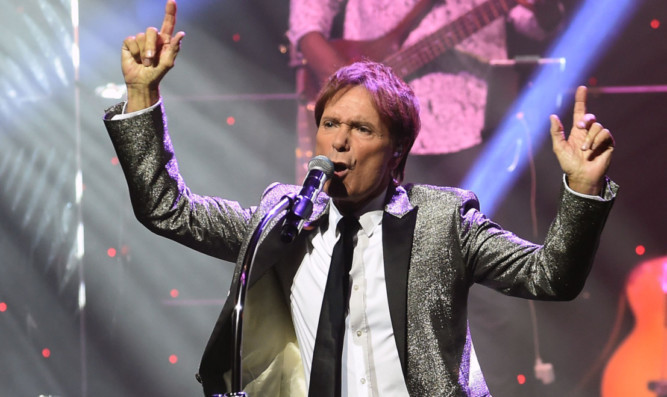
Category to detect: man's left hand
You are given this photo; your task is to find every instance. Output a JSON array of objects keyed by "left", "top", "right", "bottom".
[{"left": 550, "top": 86, "right": 615, "bottom": 196}]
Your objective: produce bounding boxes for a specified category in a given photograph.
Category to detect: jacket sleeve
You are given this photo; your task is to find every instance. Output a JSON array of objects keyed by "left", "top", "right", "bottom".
[
  {"left": 103, "top": 101, "right": 253, "bottom": 262},
  {"left": 460, "top": 180, "right": 618, "bottom": 300}
]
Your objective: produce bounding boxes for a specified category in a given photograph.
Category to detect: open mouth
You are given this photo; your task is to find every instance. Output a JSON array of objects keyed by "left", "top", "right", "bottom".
[
  {"left": 332, "top": 162, "right": 350, "bottom": 178},
  {"left": 333, "top": 162, "right": 348, "bottom": 172}
]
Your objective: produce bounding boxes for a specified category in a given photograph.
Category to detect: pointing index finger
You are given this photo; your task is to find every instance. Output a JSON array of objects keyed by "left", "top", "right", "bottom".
[
  {"left": 160, "top": 0, "right": 177, "bottom": 37},
  {"left": 573, "top": 85, "right": 588, "bottom": 124}
]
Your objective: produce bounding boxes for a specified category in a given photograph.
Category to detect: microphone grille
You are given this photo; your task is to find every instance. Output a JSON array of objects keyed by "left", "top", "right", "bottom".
[{"left": 308, "top": 155, "right": 334, "bottom": 177}]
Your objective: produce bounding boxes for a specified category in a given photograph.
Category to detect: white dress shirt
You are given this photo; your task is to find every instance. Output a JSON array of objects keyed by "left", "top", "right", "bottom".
[{"left": 290, "top": 193, "right": 409, "bottom": 396}]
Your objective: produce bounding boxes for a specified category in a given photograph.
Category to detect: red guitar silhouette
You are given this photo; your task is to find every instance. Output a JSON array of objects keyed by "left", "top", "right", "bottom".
[{"left": 602, "top": 256, "right": 667, "bottom": 397}]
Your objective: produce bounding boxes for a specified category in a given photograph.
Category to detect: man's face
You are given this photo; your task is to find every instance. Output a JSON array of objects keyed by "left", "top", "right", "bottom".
[{"left": 315, "top": 86, "right": 399, "bottom": 213}]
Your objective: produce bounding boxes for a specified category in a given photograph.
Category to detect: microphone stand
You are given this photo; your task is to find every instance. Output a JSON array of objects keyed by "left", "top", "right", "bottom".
[{"left": 219, "top": 195, "right": 294, "bottom": 397}]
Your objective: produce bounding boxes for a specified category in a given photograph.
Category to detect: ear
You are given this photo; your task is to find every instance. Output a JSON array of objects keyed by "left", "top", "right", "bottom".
[
  {"left": 393, "top": 144, "right": 404, "bottom": 158},
  {"left": 389, "top": 143, "right": 404, "bottom": 169}
]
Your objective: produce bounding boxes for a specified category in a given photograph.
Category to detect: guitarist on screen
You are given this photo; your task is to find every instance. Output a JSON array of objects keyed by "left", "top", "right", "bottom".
[{"left": 288, "top": 0, "right": 564, "bottom": 180}]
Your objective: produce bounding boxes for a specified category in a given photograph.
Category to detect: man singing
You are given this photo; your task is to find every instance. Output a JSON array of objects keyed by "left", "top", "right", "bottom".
[{"left": 103, "top": 1, "right": 617, "bottom": 395}]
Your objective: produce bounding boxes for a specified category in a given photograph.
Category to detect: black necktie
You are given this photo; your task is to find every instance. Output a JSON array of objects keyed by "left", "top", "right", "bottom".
[{"left": 309, "top": 216, "right": 360, "bottom": 397}]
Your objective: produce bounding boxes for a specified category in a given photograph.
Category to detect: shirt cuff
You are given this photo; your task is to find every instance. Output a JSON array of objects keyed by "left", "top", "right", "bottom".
[
  {"left": 562, "top": 174, "right": 613, "bottom": 202},
  {"left": 110, "top": 98, "right": 163, "bottom": 121}
]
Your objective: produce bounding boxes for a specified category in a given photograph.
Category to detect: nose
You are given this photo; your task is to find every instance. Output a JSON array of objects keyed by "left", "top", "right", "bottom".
[{"left": 331, "top": 124, "right": 350, "bottom": 152}]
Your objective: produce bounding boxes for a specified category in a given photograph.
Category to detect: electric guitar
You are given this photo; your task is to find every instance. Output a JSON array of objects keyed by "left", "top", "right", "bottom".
[{"left": 602, "top": 256, "right": 667, "bottom": 397}]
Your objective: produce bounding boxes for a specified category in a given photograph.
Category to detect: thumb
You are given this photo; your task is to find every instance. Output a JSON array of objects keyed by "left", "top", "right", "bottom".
[
  {"left": 549, "top": 114, "right": 565, "bottom": 149},
  {"left": 160, "top": 31, "right": 186, "bottom": 70}
]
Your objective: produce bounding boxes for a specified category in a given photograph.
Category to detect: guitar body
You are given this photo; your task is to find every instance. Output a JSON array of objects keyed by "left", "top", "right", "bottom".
[{"left": 602, "top": 256, "right": 667, "bottom": 397}]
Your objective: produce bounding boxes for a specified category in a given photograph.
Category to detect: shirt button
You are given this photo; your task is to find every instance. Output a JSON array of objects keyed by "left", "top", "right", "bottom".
[
  {"left": 354, "top": 285, "right": 359, "bottom": 291},
  {"left": 360, "top": 378, "right": 366, "bottom": 384},
  {"left": 356, "top": 330, "right": 362, "bottom": 337}
]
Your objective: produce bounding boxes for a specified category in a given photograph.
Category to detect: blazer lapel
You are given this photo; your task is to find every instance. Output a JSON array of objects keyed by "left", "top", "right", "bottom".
[
  {"left": 382, "top": 185, "right": 418, "bottom": 378},
  {"left": 248, "top": 190, "right": 331, "bottom": 287}
]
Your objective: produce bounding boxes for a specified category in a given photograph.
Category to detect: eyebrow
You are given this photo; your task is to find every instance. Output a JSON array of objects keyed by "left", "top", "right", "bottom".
[{"left": 322, "top": 112, "right": 377, "bottom": 126}]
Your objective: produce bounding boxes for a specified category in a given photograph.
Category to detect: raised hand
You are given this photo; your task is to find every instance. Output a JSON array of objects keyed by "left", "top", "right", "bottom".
[
  {"left": 121, "top": 0, "right": 185, "bottom": 111},
  {"left": 549, "top": 86, "right": 615, "bottom": 195}
]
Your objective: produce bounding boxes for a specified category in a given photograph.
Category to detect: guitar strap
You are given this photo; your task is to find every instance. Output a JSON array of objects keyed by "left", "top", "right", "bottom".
[{"left": 329, "top": 0, "right": 349, "bottom": 40}]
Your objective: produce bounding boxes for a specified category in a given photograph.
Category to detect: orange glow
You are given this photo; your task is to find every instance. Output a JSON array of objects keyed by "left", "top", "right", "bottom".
[{"left": 602, "top": 256, "right": 667, "bottom": 396}]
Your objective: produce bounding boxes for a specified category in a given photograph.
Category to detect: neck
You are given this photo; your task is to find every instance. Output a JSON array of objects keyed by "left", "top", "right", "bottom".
[{"left": 332, "top": 186, "right": 390, "bottom": 217}]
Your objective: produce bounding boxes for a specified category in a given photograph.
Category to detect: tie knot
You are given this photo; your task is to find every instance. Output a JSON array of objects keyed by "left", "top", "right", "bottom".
[{"left": 338, "top": 216, "right": 360, "bottom": 236}]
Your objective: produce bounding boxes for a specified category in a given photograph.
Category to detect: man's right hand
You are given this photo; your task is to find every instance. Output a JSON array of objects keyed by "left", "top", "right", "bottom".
[{"left": 122, "top": 0, "right": 185, "bottom": 112}]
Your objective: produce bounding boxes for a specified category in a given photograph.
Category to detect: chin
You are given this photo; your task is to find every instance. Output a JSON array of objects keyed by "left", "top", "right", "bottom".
[{"left": 325, "top": 179, "right": 348, "bottom": 200}]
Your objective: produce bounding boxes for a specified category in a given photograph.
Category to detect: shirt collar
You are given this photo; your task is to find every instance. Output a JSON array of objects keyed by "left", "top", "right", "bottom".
[{"left": 328, "top": 190, "right": 385, "bottom": 238}]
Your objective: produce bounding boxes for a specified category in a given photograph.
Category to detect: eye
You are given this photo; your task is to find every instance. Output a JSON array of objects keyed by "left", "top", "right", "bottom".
[
  {"left": 357, "top": 125, "right": 371, "bottom": 134},
  {"left": 322, "top": 119, "right": 338, "bottom": 128},
  {"left": 353, "top": 123, "right": 373, "bottom": 135}
]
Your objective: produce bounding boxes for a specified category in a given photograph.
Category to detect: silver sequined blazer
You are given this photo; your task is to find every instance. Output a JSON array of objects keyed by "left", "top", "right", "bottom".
[{"left": 104, "top": 102, "right": 617, "bottom": 397}]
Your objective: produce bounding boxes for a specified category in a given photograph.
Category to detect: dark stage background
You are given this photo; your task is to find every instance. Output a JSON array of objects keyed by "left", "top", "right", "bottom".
[{"left": 1, "top": 0, "right": 665, "bottom": 396}]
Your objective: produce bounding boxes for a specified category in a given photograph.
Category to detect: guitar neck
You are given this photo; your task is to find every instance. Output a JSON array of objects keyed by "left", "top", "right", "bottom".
[{"left": 385, "top": 0, "right": 518, "bottom": 78}]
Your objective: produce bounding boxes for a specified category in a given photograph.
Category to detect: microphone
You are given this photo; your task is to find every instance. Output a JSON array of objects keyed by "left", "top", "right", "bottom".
[{"left": 280, "top": 155, "right": 334, "bottom": 243}]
